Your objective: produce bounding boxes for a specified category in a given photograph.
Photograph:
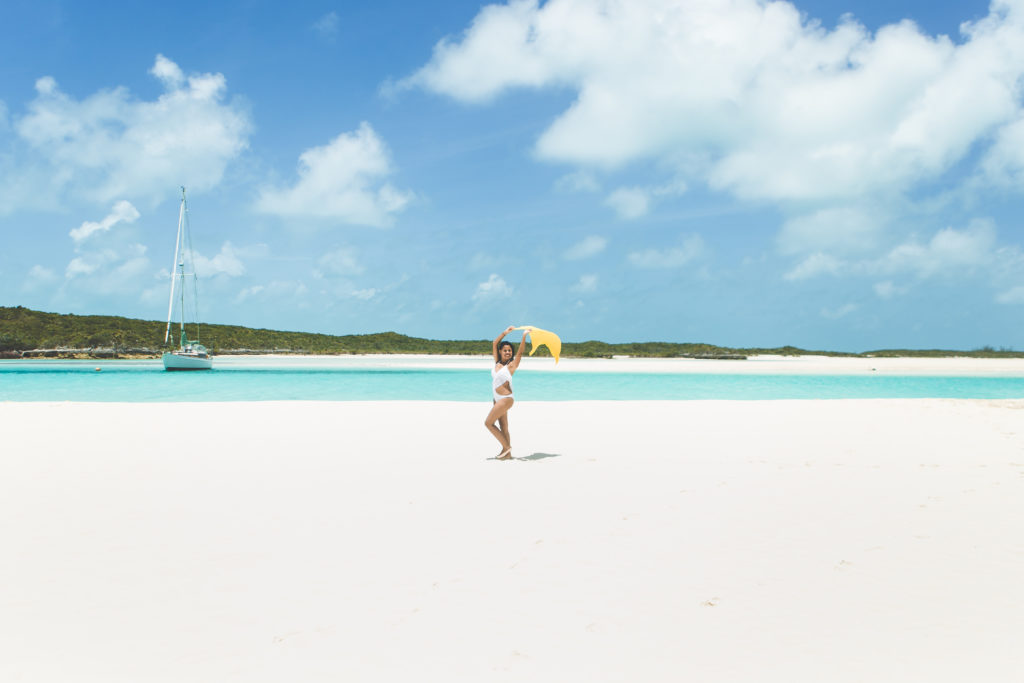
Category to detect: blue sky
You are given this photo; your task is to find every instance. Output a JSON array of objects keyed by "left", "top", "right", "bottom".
[{"left": 2, "top": 0, "right": 1023, "bottom": 351}]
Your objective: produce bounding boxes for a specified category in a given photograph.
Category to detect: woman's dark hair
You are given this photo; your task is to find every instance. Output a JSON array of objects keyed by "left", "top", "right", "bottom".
[{"left": 497, "top": 340, "right": 515, "bottom": 362}]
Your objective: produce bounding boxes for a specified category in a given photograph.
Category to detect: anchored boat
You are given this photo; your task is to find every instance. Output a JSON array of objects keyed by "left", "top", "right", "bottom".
[{"left": 162, "top": 187, "right": 212, "bottom": 371}]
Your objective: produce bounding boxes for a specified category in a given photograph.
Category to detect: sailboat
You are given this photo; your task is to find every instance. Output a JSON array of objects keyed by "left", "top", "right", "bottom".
[{"left": 162, "top": 187, "right": 213, "bottom": 370}]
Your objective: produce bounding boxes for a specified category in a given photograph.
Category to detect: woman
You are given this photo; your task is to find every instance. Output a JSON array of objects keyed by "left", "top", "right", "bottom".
[{"left": 485, "top": 325, "right": 530, "bottom": 460}]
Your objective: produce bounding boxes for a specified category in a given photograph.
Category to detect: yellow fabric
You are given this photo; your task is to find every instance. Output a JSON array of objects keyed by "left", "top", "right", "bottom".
[{"left": 515, "top": 326, "right": 561, "bottom": 364}]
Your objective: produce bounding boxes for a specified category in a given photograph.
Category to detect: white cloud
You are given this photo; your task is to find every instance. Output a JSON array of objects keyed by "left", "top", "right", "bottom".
[
  {"left": 235, "top": 280, "right": 308, "bottom": 304},
  {"left": 65, "top": 243, "right": 151, "bottom": 296},
  {"left": 313, "top": 11, "right": 340, "bottom": 39},
  {"left": 473, "top": 273, "right": 513, "bottom": 302},
  {"left": 571, "top": 274, "right": 598, "bottom": 293},
  {"left": 23, "top": 265, "right": 57, "bottom": 292},
  {"left": 784, "top": 218, "right": 1012, "bottom": 290},
  {"left": 235, "top": 285, "right": 264, "bottom": 303},
  {"left": 469, "top": 252, "right": 501, "bottom": 270},
  {"left": 57, "top": 201, "right": 161, "bottom": 297},
  {"left": 317, "top": 247, "right": 365, "bottom": 276},
  {"left": 605, "top": 187, "right": 649, "bottom": 219},
  {"left": 408, "top": 0, "right": 1024, "bottom": 206},
  {"left": 69, "top": 200, "right": 140, "bottom": 242},
  {"left": 150, "top": 54, "right": 185, "bottom": 89},
  {"left": 11, "top": 55, "right": 251, "bottom": 205},
  {"left": 997, "top": 285, "right": 1024, "bottom": 304},
  {"left": 873, "top": 280, "right": 907, "bottom": 299},
  {"left": 821, "top": 303, "right": 858, "bottom": 319},
  {"left": 881, "top": 219, "right": 997, "bottom": 278},
  {"left": 312, "top": 245, "right": 379, "bottom": 301},
  {"left": 778, "top": 206, "right": 885, "bottom": 256},
  {"left": 555, "top": 170, "right": 599, "bottom": 193},
  {"left": 628, "top": 233, "right": 704, "bottom": 269},
  {"left": 401, "top": 1, "right": 558, "bottom": 103},
  {"left": 980, "top": 114, "right": 1024, "bottom": 185},
  {"left": 604, "top": 179, "right": 687, "bottom": 220},
  {"left": 784, "top": 252, "right": 844, "bottom": 281},
  {"left": 256, "top": 122, "right": 413, "bottom": 226},
  {"left": 564, "top": 235, "right": 607, "bottom": 260},
  {"left": 347, "top": 287, "right": 377, "bottom": 300},
  {"left": 192, "top": 241, "right": 246, "bottom": 277}
]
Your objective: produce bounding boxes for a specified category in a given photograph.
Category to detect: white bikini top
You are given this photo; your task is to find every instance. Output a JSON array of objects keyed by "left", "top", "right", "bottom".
[{"left": 492, "top": 363, "right": 512, "bottom": 391}]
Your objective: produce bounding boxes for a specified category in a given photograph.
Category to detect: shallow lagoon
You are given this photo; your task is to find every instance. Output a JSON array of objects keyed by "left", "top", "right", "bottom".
[{"left": 3, "top": 356, "right": 1024, "bottom": 401}]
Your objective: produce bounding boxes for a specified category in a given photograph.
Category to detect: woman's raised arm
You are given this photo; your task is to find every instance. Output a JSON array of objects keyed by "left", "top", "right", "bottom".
[
  {"left": 508, "top": 327, "right": 530, "bottom": 373},
  {"left": 493, "top": 325, "right": 515, "bottom": 362}
]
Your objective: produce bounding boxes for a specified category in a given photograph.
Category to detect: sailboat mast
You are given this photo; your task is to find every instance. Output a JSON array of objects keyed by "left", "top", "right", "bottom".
[
  {"left": 164, "top": 187, "right": 187, "bottom": 344},
  {"left": 179, "top": 188, "right": 188, "bottom": 346}
]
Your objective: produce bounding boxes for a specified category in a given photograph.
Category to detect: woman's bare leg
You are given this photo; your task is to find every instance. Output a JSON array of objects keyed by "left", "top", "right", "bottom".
[
  {"left": 484, "top": 399, "right": 513, "bottom": 455},
  {"left": 498, "top": 412, "right": 510, "bottom": 454}
]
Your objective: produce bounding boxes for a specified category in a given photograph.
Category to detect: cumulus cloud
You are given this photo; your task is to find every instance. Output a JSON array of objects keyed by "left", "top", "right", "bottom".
[
  {"left": 69, "top": 200, "right": 140, "bottom": 242},
  {"left": 317, "top": 247, "right": 365, "bottom": 276},
  {"left": 880, "top": 219, "right": 997, "bottom": 278},
  {"left": 980, "top": 114, "right": 1024, "bottom": 186},
  {"left": 821, "top": 303, "right": 858, "bottom": 319},
  {"left": 11, "top": 55, "right": 251, "bottom": 206},
  {"left": 628, "top": 233, "right": 704, "bottom": 269},
  {"left": 997, "top": 285, "right": 1024, "bottom": 304},
  {"left": 65, "top": 243, "right": 151, "bottom": 297},
  {"left": 784, "top": 219, "right": 1014, "bottom": 292},
  {"left": 407, "top": 0, "right": 1024, "bottom": 207},
  {"left": 150, "top": 54, "right": 185, "bottom": 88},
  {"left": 784, "top": 252, "right": 844, "bottom": 281},
  {"left": 469, "top": 252, "right": 503, "bottom": 270},
  {"left": 256, "top": 122, "right": 413, "bottom": 226},
  {"left": 873, "top": 280, "right": 907, "bottom": 299},
  {"left": 473, "top": 273, "right": 513, "bottom": 302},
  {"left": 235, "top": 281, "right": 309, "bottom": 304},
  {"left": 313, "top": 11, "right": 340, "bottom": 39},
  {"left": 23, "top": 265, "right": 57, "bottom": 292},
  {"left": 605, "top": 187, "right": 650, "bottom": 219},
  {"left": 571, "top": 274, "right": 598, "bottom": 293},
  {"left": 53, "top": 202, "right": 159, "bottom": 300},
  {"left": 778, "top": 206, "right": 886, "bottom": 256},
  {"left": 606, "top": 178, "right": 688, "bottom": 219},
  {"left": 347, "top": 287, "right": 377, "bottom": 300},
  {"left": 555, "top": 170, "right": 600, "bottom": 193},
  {"left": 192, "top": 241, "right": 246, "bottom": 277},
  {"left": 564, "top": 235, "right": 607, "bottom": 260}
]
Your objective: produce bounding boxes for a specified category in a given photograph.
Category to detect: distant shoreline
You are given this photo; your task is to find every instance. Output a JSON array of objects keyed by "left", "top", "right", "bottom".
[{"left": 3, "top": 306, "right": 1023, "bottom": 360}]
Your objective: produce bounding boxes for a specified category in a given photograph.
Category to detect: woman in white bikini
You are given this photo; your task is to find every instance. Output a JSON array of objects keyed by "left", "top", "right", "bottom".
[{"left": 485, "top": 325, "right": 530, "bottom": 460}]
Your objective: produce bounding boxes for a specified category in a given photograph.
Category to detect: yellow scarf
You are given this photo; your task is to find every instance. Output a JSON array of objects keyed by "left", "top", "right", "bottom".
[{"left": 515, "top": 326, "right": 561, "bottom": 364}]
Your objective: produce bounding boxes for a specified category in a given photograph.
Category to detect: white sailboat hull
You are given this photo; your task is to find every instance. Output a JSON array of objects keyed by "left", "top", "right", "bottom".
[{"left": 162, "top": 351, "right": 213, "bottom": 371}]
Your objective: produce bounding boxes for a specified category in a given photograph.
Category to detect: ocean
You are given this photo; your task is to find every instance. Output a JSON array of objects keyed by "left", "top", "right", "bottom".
[{"left": 2, "top": 356, "right": 1024, "bottom": 402}]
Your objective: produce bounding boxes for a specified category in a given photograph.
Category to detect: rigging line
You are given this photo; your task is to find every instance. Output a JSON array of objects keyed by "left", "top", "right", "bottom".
[
  {"left": 183, "top": 192, "right": 201, "bottom": 343},
  {"left": 164, "top": 190, "right": 186, "bottom": 344}
]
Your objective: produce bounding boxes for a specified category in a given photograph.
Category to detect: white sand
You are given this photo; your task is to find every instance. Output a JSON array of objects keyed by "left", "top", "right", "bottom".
[{"left": 3, "top": 396, "right": 1024, "bottom": 681}]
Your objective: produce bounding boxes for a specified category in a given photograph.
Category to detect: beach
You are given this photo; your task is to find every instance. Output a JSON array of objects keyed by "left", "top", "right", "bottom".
[{"left": 3, "top": 359, "right": 1024, "bottom": 681}]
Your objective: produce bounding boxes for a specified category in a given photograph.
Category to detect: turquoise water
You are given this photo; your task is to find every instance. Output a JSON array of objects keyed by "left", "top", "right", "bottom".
[{"left": 2, "top": 359, "right": 1024, "bottom": 401}]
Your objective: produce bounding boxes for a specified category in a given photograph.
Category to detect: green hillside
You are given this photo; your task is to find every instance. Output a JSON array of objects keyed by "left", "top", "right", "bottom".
[{"left": 1, "top": 306, "right": 1021, "bottom": 359}]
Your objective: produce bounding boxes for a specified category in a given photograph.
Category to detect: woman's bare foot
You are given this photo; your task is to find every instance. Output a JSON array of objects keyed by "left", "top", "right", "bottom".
[{"left": 496, "top": 447, "right": 513, "bottom": 460}]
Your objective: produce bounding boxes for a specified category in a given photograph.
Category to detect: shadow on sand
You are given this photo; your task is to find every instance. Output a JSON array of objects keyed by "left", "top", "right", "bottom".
[
  {"left": 517, "top": 452, "right": 562, "bottom": 461},
  {"left": 487, "top": 452, "right": 562, "bottom": 462}
]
